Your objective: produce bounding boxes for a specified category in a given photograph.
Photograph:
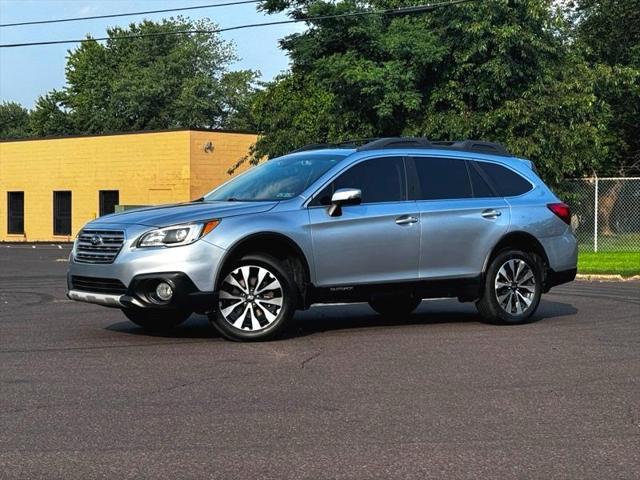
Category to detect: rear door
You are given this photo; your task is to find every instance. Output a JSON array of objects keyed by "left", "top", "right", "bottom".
[
  {"left": 308, "top": 156, "right": 420, "bottom": 286},
  {"left": 408, "top": 156, "right": 511, "bottom": 279}
]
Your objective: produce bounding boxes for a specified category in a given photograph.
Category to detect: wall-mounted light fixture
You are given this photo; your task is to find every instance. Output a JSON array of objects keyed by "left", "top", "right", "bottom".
[{"left": 203, "top": 141, "right": 214, "bottom": 153}]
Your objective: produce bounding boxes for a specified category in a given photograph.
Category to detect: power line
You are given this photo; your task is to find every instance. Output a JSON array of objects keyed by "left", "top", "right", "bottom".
[
  {"left": 0, "top": 1, "right": 262, "bottom": 28},
  {"left": 0, "top": 1, "right": 475, "bottom": 48}
]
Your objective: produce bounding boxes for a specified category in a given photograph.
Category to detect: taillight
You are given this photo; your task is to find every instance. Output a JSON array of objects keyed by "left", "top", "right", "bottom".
[{"left": 547, "top": 202, "right": 571, "bottom": 225}]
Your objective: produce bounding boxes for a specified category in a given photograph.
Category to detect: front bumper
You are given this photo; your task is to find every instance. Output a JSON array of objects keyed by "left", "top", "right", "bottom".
[
  {"left": 68, "top": 222, "right": 227, "bottom": 292},
  {"left": 67, "top": 222, "right": 226, "bottom": 311},
  {"left": 67, "top": 272, "right": 219, "bottom": 312},
  {"left": 67, "top": 289, "right": 140, "bottom": 308}
]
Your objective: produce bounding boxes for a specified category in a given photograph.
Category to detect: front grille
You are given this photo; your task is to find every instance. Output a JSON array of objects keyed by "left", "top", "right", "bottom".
[
  {"left": 75, "top": 229, "right": 125, "bottom": 264},
  {"left": 71, "top": 276, "right": 127, "bottom": 295}
]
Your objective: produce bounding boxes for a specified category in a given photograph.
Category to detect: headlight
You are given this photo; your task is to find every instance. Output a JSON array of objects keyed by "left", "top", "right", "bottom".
[{"left": 137, "top": 220, "right": 219, "bottom": 248}]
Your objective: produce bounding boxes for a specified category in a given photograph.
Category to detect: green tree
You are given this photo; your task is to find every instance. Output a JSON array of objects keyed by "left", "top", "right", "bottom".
[
  {"left": 29, "top": 91, "right": 75, "bottom": 137},
  {"left": 251, "top": 74, "right": 336, "bottom": 157},
  {"left": 0, "top": 101, "right": 31, "bottom": 139},
  {"left": 218, "top": 69, "right": 261, "bottom": 131},
  {"left": 570, "top": 0, "right": 640, "bottom": 174},
  {"left": 571, "top": 0, "right": 639, "bottom": 67},
  {"left": 253, "top": 0, "right": 613, "bottom": 183},
  {"left": 31, "top": 18, "right": 257, "bottom": 135}
]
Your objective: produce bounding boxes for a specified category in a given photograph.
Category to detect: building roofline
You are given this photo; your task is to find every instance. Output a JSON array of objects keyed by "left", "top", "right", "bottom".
[{"left": 0, "top": 127, "right": 258, "bottom": 144}]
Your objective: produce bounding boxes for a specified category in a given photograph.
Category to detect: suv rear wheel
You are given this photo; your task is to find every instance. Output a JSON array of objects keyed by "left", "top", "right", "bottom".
[
  {"left": 209, "top": 254, "right": 297, "bottom": 341},
  {"left": 369, "top": 295, "right": 422, "bottom": 317},
  {"left": 123, "top": 309, "right": 191, "bottom": 332},
  {"left": 476, "top": 249, "right": 542, "bottom": 324}
]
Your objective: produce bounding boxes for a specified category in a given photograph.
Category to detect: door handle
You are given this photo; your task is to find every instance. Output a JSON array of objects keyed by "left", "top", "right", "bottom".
[
  {"left": 481, "top": 209, "right": 502, "bottom": 219},
  {"left": 395, "top": 215, "right": 419, "bottom": 225}
]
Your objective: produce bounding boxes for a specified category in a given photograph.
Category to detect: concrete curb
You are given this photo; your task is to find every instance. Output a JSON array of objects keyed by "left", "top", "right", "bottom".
[{"left": 576, "top": 273, "right": 640, "bottom": 282}]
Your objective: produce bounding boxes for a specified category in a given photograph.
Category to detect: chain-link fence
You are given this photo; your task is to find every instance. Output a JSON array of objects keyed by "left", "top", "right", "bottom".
[{"left": 558, "top": 177, "right": 640, "bottom": 252}]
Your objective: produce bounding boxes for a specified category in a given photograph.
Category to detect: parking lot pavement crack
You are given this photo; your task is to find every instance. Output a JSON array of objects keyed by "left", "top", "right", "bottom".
[
  {"left": 628, "top": 406, "right": 640, "bottom": 430},
  {"left": 300, "top": 348, "right": 324, "bottom": 369}
]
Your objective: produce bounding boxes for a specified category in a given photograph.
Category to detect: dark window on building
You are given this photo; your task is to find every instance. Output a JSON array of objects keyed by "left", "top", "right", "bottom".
[
  {"left": 313, "top": 156, "right": 406, "bottom": 205},
  {"left": 412, "top": 156, "right": 472, "bottom": 200},
  {"left": 475, "top": 161, "right": 533, "bottom": 197},
  {"left": 99, "top": 190, "right": 119, "bottom": 216},
  {"left": 7, "top": 192, "right": 24, "bottom": 234},
  {"left": 468, "top": 163, "right": 496, "bottom": 198},
  {"left": 53, "top": 191, "right": 72, "bottom": 236}
]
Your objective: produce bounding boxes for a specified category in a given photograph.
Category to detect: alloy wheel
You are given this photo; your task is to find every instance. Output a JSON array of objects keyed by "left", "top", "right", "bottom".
[
  {"left": 494, "top": 259, "right": 536, "bottom": 315},
  {"left": 218, "top": 265, "right": 284, "bottom": 332}
]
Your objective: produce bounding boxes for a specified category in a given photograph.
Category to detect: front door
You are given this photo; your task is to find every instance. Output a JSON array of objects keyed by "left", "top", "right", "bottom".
[{"left": 308, "top": 156, "right": 420, "bottom": 286}]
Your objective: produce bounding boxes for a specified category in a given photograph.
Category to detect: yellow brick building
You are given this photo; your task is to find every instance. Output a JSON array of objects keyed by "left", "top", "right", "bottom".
[{"left": 0, "top": 129, "right": 257, "bottom": 242}]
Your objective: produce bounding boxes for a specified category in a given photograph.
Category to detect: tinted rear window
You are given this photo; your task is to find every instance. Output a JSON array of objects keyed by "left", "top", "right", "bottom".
[
  {"left": 475, "top": 161, "right": 532, "bottom": 197},
  {"left": 413, "top": 156, "right": 472, "bottom": 200}
]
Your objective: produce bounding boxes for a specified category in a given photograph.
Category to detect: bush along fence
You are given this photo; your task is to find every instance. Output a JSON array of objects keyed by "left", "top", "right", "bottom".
[{"left": 559, "top": 177, "right": 640, "bottom": 252}]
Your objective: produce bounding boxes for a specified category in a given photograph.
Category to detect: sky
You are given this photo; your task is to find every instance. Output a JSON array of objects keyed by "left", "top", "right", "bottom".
[{"left": 0, "top": 0, "right": 302, "bottom": 108}]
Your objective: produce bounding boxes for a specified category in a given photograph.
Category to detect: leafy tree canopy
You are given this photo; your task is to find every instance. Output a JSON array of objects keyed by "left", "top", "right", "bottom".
[
  {"left": 28, "top": 91, "right": 76, "bottom": 137},
  {"left": 252, "top": 0, "right": 614, "bottom": 183},
  {"left": 570, "top": 0, "right": 640, "bottom": 67},
  {"left": 12, "top": 17, "right": 257, "bottom": 138},
  {"left": 0, "top": 101, "right": 31, "bottom": 139},
  {"left": 570, "top": 0, "right": 640, "bottom": 174}
]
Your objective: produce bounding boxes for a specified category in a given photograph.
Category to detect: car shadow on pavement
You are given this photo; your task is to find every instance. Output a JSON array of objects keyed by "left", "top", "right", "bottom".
[
  {"left": 105, "top": 315, "right": 219, "bottom": 339},
  {"left": 285, "top": 298, "right": 578, "bottom": 338},
  {"left": 104, "top": 299, "right": 577, "bottom": 340}
]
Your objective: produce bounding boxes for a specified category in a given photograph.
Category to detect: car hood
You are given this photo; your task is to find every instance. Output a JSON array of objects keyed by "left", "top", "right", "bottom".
[{"left": 91, "top": 201, "right": 278, "bottom": 227}]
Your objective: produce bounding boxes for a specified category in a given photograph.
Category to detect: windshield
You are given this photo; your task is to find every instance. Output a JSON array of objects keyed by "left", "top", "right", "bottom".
[{"left": 205, "top": 152, "right": 349, "bottom": 202}]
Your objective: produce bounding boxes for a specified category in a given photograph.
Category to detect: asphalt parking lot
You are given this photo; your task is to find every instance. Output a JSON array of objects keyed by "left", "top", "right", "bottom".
[{"left": 1, "top": 246, "right": 639, "bottom": 479}]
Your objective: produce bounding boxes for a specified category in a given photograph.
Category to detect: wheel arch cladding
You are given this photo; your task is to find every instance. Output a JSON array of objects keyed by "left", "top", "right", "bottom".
[
  {"left": 215, "top": 232, "right": 311, "bottom": 304},
  {"left": 484, "top": 231, "right": 550, "bottom": 274}
]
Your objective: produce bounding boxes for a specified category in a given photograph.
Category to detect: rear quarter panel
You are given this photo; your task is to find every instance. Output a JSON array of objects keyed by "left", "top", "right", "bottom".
[{"left": 506, "top": 186, "right": 578, "bottom": 271}]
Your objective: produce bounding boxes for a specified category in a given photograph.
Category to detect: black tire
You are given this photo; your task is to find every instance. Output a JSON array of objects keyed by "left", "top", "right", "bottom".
[
  {"left": 368, "top": 294, "right": 422, "bottom": 317},
  {"left": 209, "top": 254, "right": 298, "bottom": 341},
  {"left": 476, "top": 249, "right": 542, "bottom": 325},
  {"left": 122, "top": 308, "right": 190, "bottom": 332}
]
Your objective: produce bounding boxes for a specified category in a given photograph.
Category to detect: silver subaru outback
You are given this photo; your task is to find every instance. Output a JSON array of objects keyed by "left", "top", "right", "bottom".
[{"left": 67, "top": 138, "right": 577, "bottom": 341}]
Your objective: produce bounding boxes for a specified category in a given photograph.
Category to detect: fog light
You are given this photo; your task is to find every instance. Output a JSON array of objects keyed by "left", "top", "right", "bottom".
[{"left": 155, "top": 282, "right": 173, "bottom": 302}]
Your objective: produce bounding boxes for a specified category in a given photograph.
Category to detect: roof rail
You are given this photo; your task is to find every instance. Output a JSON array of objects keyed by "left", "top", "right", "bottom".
[
  {"left": 355, "top": 137, "right": 512, "bottom": 156},
  {"left": 431, "top": 140, "right": 511, "bottom": 157},
  {"left": 357, "top": 137, "right": 432, "bottom": 151},
  {"left": 291, "top": 143, "right": 330, "bottom": 153},
  {"left": 292, "top": 137, "right": 513, "bottom": 157},
  {"left": 291, "top": 138, "right": 379, "bottom": 153}
]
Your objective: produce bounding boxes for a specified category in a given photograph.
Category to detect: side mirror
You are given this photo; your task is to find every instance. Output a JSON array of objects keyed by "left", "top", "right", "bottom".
[{"left": 328, "top": 188, "right": 361, "bottom": 217}]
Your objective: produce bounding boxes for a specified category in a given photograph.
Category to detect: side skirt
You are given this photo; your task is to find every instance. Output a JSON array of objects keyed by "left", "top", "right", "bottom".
[{"left": 305, "top": 276, "right": 483, "bottom": 306}]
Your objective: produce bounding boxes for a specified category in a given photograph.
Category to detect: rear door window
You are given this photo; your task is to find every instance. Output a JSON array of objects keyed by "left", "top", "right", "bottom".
[
  {"left": 474, "top": 161, "right": 532, "bottom": 197},
  {"left": 411, "top": 156, "right": 472, "bottom": 200}
]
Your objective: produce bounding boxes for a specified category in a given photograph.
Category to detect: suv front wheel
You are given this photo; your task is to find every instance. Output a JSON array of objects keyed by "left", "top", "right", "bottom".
[
  {"left": 476, "top": 249, "right": 542, "bottom": 325},
  {"left": 209, "top": 254, "right": 297, "bottom": 341}
]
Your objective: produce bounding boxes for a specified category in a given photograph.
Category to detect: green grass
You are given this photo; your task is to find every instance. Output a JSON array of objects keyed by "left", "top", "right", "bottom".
[
  {"left": 577, "top": 233, "right": 640, "bottom": 252},
  {"left": 578, "top": 252, "right": 640, "bottom": 277}
]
